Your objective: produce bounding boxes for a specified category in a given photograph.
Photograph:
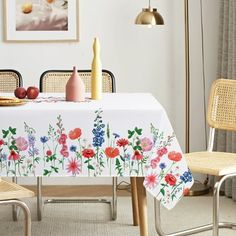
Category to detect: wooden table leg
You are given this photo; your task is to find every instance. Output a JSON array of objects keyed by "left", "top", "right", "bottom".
[
  {"left": 130, "top": 177, "right": 139, "bottom": 226},
  {"left": 136, "top": 177, "right": 148, "bottom": 236}
]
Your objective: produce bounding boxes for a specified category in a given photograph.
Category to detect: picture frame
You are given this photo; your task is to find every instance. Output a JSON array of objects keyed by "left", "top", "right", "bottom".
[{"left": 4, "top": 0, "right": 79, "bottom": 42}]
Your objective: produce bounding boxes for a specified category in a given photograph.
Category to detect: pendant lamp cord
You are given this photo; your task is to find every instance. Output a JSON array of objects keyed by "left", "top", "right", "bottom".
[
  {"left": 200, "top": 0, "right": 209, "bottom": 186},
  {"left": 149, "top": 0, "right": 151, "bottom": 8}
]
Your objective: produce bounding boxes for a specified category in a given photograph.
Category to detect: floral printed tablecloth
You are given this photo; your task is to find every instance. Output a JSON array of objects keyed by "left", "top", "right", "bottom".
[{"left": 0, "top": 93, "right": 193, "bottom": 209}]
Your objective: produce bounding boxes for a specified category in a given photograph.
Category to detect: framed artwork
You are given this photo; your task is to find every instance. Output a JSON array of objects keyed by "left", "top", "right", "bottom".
[{"left": 4, "top": 0, "right": 79, "bottom": 42}]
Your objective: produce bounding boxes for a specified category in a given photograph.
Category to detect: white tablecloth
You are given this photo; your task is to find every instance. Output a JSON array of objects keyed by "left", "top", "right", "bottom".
[{"left": 0, "top": 93, "right": 194, "bottom": 209}]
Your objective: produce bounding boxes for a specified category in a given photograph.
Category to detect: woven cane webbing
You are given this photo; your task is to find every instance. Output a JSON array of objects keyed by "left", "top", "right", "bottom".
[
  {"left": 207, "top": 79, "right": 236, "bottom": 131},
  {"left": 0, "top": 70, "right": 22, "bottom": 92},
  {"left": 40, "top": 70, "right": 115, "bottom": 93},
  {"left": 0, "top": 179, "right": 34, "bottom": 200}
]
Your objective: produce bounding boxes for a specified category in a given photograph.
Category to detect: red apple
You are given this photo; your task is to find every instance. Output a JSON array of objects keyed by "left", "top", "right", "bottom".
[
  {"left": 27, "top": 86, "right": 39, "bottom": 99},
  {"left": 14, "top": 87, "right": 27, "bottom": 99}
]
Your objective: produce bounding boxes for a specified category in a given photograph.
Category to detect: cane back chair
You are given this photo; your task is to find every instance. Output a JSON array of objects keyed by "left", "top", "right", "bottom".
[
  {"left": 37, "top": 69, "right": 117, "bottom": 221},
  {"left": 0, "top": 178, "right": 34, "bottom": 236},
  {"left": 155, "top": 79, "right": 236, "bottom": 236},
  {"left": 0, "top": 69, "right": 22, "bottom": 92}
]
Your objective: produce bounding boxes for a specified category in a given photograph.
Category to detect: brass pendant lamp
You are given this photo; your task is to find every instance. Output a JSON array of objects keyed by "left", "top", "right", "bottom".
[{"left": 135, "top": 0, "right": 164, "bottom": 26}]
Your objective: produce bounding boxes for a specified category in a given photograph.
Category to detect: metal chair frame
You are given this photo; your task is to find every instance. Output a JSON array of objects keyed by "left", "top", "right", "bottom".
[
  {"left": 0, "top": 199, "right": 32, "bottom": 236},
  {"left": 154, "top": 79, "right": 236, "bottom": 236},
  {"left": 37, "top": 69, "right": 117, "bottom": 221},
  {"left": 39, "top": 69, "right": 116, "bottom": 93}
]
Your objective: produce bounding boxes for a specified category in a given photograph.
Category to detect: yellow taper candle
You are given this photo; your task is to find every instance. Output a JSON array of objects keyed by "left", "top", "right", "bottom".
[{"left": 91, "top": 37, "right": 102, "bottom": 100}]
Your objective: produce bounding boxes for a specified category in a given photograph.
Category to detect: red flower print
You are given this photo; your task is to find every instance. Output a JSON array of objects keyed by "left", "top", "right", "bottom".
[
  {"left": 183, "top": 188, "right": 190, "bottom": 196},
  {"left": 157, "top": 147, "right": 168, "bottom": 157},
  {"left": 69, "top": 128, "right": 82, "bottom": 140},
  {"left": 82, "top": 149, "right": 95, "bottom": 158},
  {"left": 168, "top": 151, "right": 182, "bottom": 162},
  {"left": 132, "top": 150, "right": 143, "bottom": 161},
  {"left": 58, "top": 134, "right": 68, "bottom": 145},
  {"left": 60, "top": 145, "right": 69, "bottom": 158},
  {"left": 116, "top": 138, "right": 129, "bottom": 147},
  {"left": 105, "top": 147, "right": 120, "bottom": 158},
  {"left": 8, "top": 150, "right": 20, "bottom": 161},
  {"left": 144, "top": 173, "right": 158, "bottom": 189},
  {"left": 0, "top": 139, "right": 4, "bottom": 146},
  {"left": 165, "top": 174, "right": 177, "bottom": 186},
  {"left": 66, "top": 158, "right": 81, "bottom": 175},
  {"left": 150, "top": 157, "right": 160, "bottom": 169},
  {"left": 46, "top": 150, "right": 52, "bottom": 156}
]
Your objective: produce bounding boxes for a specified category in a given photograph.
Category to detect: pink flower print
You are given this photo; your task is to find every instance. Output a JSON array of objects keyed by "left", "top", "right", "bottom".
[
  {"left": 66, "top": 158, "right": 81, "bottom": 175},
  {"left": 58, "top": 134, "right": 67, "bottom": 145},
  {"left": 60, "top": 145, "right": 69, "bottom": 158},
  {"left": 144, "top": 173, "right": 158, "bottom": 189},
  {"left": 140, "top": 137, "right": 153, "bottom": 152},
  {"left": 132, "top": 150, "right": 143, "bottom": 161},
  {"left": 15, "top": 137, "right": 28, "bottom": 151},
  {"left": 157, "top": 147, "right": 168, "bottom": 157},
  {"left": 150, "top": 157, "right": 160, "bottom": 169}
]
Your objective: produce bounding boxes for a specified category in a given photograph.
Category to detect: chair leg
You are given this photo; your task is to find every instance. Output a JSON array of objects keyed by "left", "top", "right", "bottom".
[
  {"left": 0, "top": 200, "right": 31, "bottom": 236},
  {"left": 12, "top": 177, "right": 18, "bottom": 221},
  {"left": 130, "top": 177, "right": 139, "bottom": 226},
  {"left": 112, "top": 177, "right": 117, "bottom": 220},
  {"left": 213, "top": 178, "right": 221, "bottom": 236},
  {"left": 37, "top": 177, "right": 43, "bottom": 221},
  {"left": 136, "top": 177, "right": 148, "bottom": 236}
]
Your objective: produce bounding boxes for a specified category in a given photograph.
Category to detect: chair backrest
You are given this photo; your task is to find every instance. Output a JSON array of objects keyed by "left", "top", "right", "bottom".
[
  {"left": 207, "top": 79, "right": 236, "bottom": 131},
  {"left": 0, "top": 70, "right": 22, "bottom": 92},
  {"left": 40, "top": 69, "right": 116, "bottom": 93}
]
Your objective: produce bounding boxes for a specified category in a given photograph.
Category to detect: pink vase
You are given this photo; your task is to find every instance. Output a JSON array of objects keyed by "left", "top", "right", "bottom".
[{"left": 66, "top": 66, "right": 85, "bottom": 102}]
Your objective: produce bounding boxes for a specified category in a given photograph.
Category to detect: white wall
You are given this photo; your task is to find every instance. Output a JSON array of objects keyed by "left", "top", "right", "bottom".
[{"left": 0, "top": 0, "right": 219, "bottom": 185}]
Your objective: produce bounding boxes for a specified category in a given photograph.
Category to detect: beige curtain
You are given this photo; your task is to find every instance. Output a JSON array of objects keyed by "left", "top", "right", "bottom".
[{"left": 215, "top": 0, "right": 236, "bottom": 199}]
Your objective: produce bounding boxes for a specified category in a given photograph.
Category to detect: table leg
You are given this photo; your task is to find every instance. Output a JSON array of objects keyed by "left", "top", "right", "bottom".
[
  {"left": 136, "top": 177, "right": 148, "bottom": 236},
  {"left": 130, "top": 177, "right": 139, "bottom": 226}
]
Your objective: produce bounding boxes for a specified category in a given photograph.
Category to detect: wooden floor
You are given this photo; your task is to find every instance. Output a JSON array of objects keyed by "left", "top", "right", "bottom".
[{"left": 24, "top": 185, "right": 131, "bottom": 197}]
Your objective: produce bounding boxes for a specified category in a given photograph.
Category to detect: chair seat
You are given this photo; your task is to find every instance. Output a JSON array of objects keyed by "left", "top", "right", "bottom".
[
  {"left": 0, "top": 179, "right": 34, "bottom": 201},
  {"left": 184, "top": 151, "right": 236, "bottom": 176}
]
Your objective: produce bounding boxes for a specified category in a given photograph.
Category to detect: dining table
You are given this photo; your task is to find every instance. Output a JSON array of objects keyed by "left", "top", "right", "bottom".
[{"left": 0, "top": 92, "right": 194, "bottom": 236}]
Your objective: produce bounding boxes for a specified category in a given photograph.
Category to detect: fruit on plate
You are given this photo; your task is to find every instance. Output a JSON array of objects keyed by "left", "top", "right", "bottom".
[
  {"left": 14, "top": 87, "right": 27, "bottom": 99},
  {"left": 27, "top": 86, "right": 39, "bottom": 99},
  {"left": 21, "top": 3, "right": 33, "bottom": 14}
]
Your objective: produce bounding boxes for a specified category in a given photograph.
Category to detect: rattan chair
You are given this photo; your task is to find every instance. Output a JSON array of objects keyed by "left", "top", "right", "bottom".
[
  {"left": 0, "top": 69, "right": 22, "bottom": 92},
  {"left": 0, "top": 178, "right": 34, "bottom": 236},
  {"left": 37, "top": 69, "right": 117, "bottom": 221},
  {"left": 155, "top": 79, "right": 236, "bottom": 236}
]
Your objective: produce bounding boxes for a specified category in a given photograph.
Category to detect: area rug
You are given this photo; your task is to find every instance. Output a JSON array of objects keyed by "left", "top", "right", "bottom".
[{"left": 0, "top": 196, "right": 236, "bottom": 236}]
